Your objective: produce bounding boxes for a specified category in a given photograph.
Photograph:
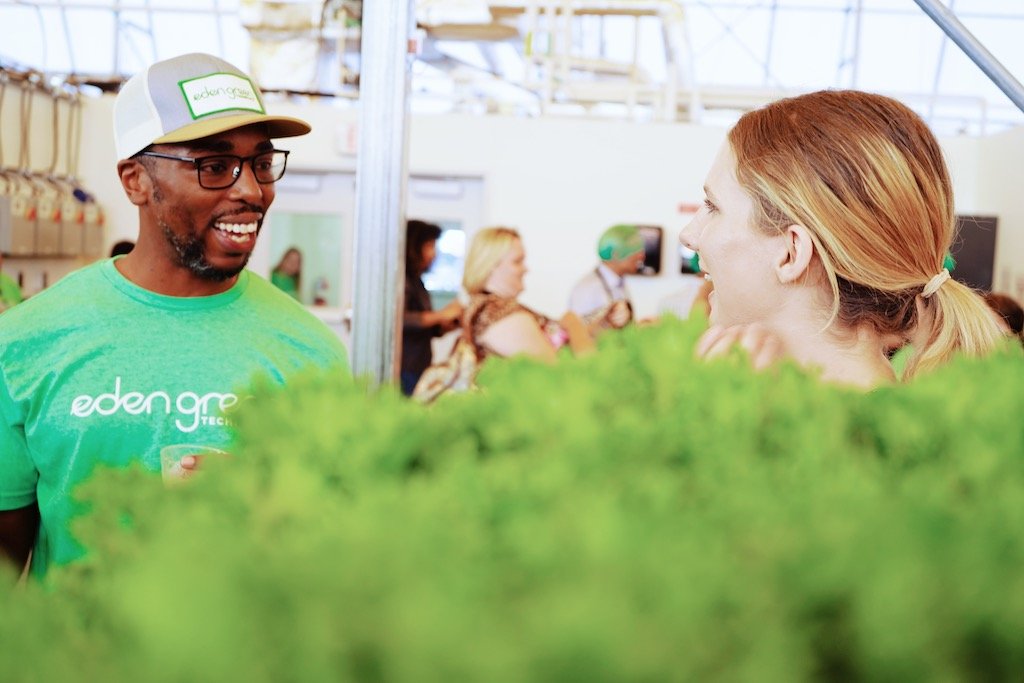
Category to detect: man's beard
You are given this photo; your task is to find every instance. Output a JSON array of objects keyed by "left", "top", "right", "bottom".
[
  {"left": 151, "top": 182, "right": 253, "bottom": 282},
  {"left": 160, "top": 222, "right": 250, "bottom": 282}
]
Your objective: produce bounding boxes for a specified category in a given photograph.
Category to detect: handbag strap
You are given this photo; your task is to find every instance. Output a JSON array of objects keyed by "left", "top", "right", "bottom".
[
  {"left": 595, "top": 266, "right": 616, "bottom": 303},
  {"left": 593, "top": 267, "right": 634, "bottom": 326},
  {"left": 461, "top": 297, "right": 488, "bottom": 361}
]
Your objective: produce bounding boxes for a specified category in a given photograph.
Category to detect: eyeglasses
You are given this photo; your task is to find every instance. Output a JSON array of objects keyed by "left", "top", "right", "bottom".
[{"left": 136, "top": 149, "right": 290, "bottom": 190}]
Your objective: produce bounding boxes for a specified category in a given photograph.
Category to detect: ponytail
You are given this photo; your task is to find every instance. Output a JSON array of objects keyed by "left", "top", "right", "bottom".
[{"left": 903, "top": 279, "right": 1005, "bottom": 380}]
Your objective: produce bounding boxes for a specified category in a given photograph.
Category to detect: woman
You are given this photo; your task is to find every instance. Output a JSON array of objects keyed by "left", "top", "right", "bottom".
[
  {"left": 463, "top": 227, "right": 593, "bottom": 362},
  {"left": 983, "top": 292, "right": 1024, "bottom": 345},
  {"left": 271, "top": 247, "right": 302, "bottom": 301},
  {"left": 401, "top": 220, "right": 463, "bottom": 395},
  {"left": 680, "top": 90, "right": 1003, "bottom": 388}
]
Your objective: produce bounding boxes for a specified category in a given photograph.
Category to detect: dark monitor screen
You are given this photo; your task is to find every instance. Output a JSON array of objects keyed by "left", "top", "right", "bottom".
[{"left": 636, "top": 225, "right": 662, "bottom": 276}]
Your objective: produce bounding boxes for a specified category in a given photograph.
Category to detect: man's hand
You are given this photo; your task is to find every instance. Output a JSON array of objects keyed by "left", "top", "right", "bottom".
[
  {"left": 696, "top": 323, "right": 787, "bottom": 371},
  {"left": 604, "top": 300, "right": 632, "bottom": 329},
  {"left": 0, "top": 503, "right": 39, "bottom": 577},
  {"left": 163, "top": 454, "right": 203, "bottom": 482},
  {"left": 161, "top": 446, "right": 231, "bottom": 485}
]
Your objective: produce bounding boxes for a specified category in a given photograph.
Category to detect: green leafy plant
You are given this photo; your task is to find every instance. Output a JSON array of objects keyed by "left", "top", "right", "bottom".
[{"left": 3, "top": 318, "right": 1023, "bottom": 682}]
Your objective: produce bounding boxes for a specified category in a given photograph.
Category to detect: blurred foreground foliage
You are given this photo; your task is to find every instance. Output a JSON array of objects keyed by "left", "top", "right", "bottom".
[{"left": 3, "top": 318, "right": 1024, "bottom": 682}]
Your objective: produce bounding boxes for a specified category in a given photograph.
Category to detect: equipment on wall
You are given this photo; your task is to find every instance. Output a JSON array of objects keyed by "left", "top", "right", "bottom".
[{"left": 0, "top": 64, "right": 101, "bottom": 259}]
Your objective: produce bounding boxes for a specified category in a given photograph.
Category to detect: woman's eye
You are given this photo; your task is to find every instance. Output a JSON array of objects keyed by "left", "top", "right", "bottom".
[{"left": 703, "top": 198, "right": 718, "bottom": 214}]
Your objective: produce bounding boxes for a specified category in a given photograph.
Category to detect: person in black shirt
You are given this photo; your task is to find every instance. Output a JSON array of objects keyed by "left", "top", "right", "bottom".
[{"left": 401, "top": 220, "right": 463, "bottom": 395}]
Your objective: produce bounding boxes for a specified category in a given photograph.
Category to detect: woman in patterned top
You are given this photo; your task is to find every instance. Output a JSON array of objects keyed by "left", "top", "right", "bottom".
[{"left": 462, "top": 227, "right": 594, "bottom": 362}]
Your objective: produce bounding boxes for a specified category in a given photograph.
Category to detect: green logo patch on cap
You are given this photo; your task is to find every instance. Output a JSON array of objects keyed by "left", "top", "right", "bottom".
[{"left": 179, "top": 72, "right": 265, "bottom": 120}]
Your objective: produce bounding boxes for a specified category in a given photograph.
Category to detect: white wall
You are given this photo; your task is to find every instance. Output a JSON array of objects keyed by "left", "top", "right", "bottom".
[
  {"left": 978, "top": 127, "right": 1024, "bottom": 301},
  {"left": 407, "top": 113, "right": 727, "bottom": 318},
  {"left": 64, "top": 95, "right": 1018, "bottom": 317}
]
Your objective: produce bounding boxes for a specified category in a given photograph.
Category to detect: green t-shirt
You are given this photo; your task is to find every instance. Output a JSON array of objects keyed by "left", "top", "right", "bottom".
[
  {"left": 271, "top": 271, "right": 299, "bottom": 300},
  {"left": 0, "top": 259, "right": 349, "bottom": 577},
  {"left": 0, "top": 271, "right": 23, "bottom": 312}
]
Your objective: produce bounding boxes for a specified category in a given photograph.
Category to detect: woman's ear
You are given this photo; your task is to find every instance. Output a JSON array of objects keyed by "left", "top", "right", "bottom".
[
  {"left": 774, "top": 224, "right": 815, "bottom": 284},
  {"left": 117, "top": 159, "right": 152, "bottom": 207},
  {"left": 908, "top": 293, "right": 934, "bottom": 350}
]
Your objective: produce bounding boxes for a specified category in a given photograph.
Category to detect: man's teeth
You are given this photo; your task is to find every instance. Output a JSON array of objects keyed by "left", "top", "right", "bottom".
[{"left": 215, "top": 221, "right": 258, "bottom": 243}]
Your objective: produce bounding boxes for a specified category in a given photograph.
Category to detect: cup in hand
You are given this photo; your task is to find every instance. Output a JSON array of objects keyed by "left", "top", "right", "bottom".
[{"left": 160, "top": 444, "right": 230, "bottom": 485}]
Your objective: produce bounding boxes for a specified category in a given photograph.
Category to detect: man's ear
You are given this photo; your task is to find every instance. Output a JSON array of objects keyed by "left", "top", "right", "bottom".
[
  {"left": 117, "top": 159, "right": 151, "bottom": 207},
  {"left": 774, "top": 223, "right": 815, "bottom": 284}
]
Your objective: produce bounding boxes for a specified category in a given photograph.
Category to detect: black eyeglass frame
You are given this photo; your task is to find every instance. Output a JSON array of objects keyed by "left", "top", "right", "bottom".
[{"left": 135, "top": 149, "right": 291, "bottom": 190}]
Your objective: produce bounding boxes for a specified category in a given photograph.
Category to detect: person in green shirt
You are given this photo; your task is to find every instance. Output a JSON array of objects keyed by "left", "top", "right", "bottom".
[
  {"left": 0, "top": 53, "right": 350, "bottom": 579},
  {"left": 0, "top": 254, "right": 23, "bottom": 312},
  {"left": 271, "top": 246, "right": 302, "bottom": 301}
]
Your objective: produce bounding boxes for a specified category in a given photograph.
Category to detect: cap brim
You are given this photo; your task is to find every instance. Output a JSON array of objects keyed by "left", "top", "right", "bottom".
[{"left": 153, "top": 113, "right": 311, "bottom": 146}]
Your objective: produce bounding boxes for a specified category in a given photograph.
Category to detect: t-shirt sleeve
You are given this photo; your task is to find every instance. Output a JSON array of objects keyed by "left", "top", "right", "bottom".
[{"left": 0, "top": 388, "right": 37, "bottom": 510}]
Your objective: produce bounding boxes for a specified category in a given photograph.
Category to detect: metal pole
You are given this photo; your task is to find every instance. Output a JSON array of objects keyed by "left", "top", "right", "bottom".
[
  {"left": 912, "top": 0, "right": 1024, "bottom": 115},
  {"left": 763, "top": 0, "right": 778, "bottom": 87},
  {"left": 350, "top": 0, "right": 414, "bottom": 387},
  {"left": 851, "top": 0, "right": 862, "bottom": 88}
]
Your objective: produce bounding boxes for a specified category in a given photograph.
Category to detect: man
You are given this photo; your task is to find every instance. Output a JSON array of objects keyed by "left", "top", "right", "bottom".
[
  {"left": 0, "top": 53, "right": 349, "bottom": 578},
  {"left": 568, "top": 224, "right": 646, "bottom": 331}
]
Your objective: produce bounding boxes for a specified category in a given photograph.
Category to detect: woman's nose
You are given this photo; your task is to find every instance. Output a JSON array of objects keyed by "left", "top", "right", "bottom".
[{"left": 679, "top": 216, "right": 701, "bottom": 250}]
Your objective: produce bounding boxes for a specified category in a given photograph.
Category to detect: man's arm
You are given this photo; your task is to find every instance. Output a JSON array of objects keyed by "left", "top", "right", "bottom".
[{"left": 0, "top": 503, "right": 39, "bottom": 575}]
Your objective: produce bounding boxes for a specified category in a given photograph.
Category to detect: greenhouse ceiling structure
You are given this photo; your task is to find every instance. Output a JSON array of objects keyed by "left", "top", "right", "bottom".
[{"left": 1, "top": 0, "right": 1022, "bottom": 136}]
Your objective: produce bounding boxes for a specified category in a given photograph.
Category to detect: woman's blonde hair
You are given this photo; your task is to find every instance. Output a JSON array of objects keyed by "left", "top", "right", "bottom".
[
  {"left": 729, "top": 89, "right": 1002, "bottom": 380},
  {"left": 462, "top": 227, "right": 521, "bottom": 294}
]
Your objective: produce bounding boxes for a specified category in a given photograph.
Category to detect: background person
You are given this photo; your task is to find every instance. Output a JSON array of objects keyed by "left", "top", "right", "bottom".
[
  {"left": 109, "top": 240, "right": 135, "bottom": 257},
  {"left": 658, "top": 252, "right": 712, "bottom": 322},
  {"left": 401, "top": 219, "right": 463, "bottom": 395},
  {"left": 463, "top": 227, "right": 593, "bottom": 363},
  {"left": 0, "top": 252, "right": 23, "bottom": 313},
  {"left": 568, "top": 224, "right": 645, "bottom": 332},
  {"left": 0, "top": 52, "right": 349, "bottom": 579},
  {"left": 982, "top": 292, "right": 1024, "bottom": 344},
  {"left": 679, "top": 89, "right": 1003, "bottom": 388},
  {"left": 271, "top": 246, "right": 303, "bottom": 301}
]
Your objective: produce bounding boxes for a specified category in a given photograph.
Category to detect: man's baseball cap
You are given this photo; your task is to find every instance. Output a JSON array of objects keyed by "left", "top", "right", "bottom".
[
  {"left": 113, "top": 52, "right": 311, "bottom": 160},
  {"left": 598, "top": 224, "right": 644, "bottom": 261}
]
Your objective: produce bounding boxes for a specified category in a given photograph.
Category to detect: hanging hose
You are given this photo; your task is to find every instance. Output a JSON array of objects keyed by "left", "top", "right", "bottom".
[
  {"left": 49, "top": 83, "right": 61, "bottom": 178},
  {"left": 0, "top": 71, "right": 8, "bottom": 194},
  {"left": 67, "top": 87, "right": 91, "bottom": 202},
  {"left": 0, "top": 72, "right": 6, "bottom": 172},
  {"left": 18, "top": 73, "right": 36, "bottom": 180}
]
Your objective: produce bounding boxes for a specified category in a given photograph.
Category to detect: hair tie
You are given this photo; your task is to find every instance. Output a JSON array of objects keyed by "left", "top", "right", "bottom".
[{"left": 921, "top": 269, "right": 950, "bottom": 298}]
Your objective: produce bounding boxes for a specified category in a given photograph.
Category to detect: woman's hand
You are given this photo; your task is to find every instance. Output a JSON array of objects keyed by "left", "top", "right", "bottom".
[
  {"left": 440, "top": 299, "right": 464, "bottom": 323},
  {"left": 438, "top": 300, "right": 464, "bottom": 332},
  {"left": 560, "top": 311, "right": 596, "bottom": 356},
  {"left": 696, "top": 323, "right": 787, "bottom": 371}
]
